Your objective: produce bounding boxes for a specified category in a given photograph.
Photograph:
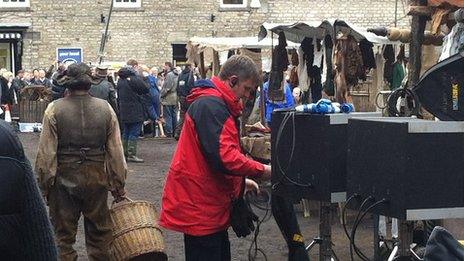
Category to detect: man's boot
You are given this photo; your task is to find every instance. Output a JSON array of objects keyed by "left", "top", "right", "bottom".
[{"left": 127, "top": 140, "right": 144, "bottom": 163}]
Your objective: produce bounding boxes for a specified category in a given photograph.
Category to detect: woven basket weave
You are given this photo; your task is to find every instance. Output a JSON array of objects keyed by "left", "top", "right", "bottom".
[{"left": 109, "top": 199, "right": 167, "bottom": 261}]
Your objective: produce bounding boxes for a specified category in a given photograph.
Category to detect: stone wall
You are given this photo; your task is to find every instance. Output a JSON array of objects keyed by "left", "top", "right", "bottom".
[{"left": 0, "top": 0, "right": 409, "bottom": 69}]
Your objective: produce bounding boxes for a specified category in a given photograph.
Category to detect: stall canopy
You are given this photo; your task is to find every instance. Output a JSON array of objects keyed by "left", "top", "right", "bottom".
[
  {"left": 189, "top": 36, "right": 299, "bottom": 52},
  {"left": 259, "top": 19, "right": 398, "bottom": 44},
  {"left": 428, "top": 0, "right": 464, "bottom": 7}
]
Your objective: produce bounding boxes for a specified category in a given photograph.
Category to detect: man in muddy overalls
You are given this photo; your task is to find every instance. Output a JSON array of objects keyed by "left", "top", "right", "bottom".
[{"left": 35, "top": 63, "right": 127, "bottom": 261}]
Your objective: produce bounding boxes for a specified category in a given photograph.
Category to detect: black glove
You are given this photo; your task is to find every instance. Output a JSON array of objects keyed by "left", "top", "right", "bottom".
[{"left": 230, "top": 197, "right": 259, "bottom": 238}]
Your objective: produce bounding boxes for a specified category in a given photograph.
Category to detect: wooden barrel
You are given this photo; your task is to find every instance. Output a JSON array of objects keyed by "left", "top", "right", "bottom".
[
  {"left": 109, "top": 199, "right": 167, "bottom": 261},
  {"left": 19, "top": 100, "right": 49, "bottom": 123}
]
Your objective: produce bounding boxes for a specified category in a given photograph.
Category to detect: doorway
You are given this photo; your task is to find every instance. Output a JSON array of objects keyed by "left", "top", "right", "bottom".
[
  {"left": 0, "top": 42, "right": 12, "bottom": 71},
  {"left": 172, "top": 43, "right": 187, "bottom": 67}
]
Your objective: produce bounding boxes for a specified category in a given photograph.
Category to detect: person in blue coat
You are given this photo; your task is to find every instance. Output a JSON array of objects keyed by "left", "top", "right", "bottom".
[
  {"left": 147, "top": 67, "right": 161, "bottom": 122},
  {"left": 261, "top": 81, "right": 295, "bottom": 125}
]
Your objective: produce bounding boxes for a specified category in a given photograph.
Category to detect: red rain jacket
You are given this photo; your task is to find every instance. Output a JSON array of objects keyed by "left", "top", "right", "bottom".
[{"left": 159, "top": 77, "right": 264, "bottom": 236}]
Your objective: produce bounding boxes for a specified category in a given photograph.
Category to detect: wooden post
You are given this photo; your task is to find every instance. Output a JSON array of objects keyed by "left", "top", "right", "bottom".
[
  {"left": 199, "top": 52, "right": 206, "bottom": 79},
  {"left": 213, "top": 50, "right": 220, "bottom": 76},
  {"left": 408, "top": 0, "right": 428, "bottom": 87},
  {"left": 398, "top": 220, "right": 414, "bottom": 259}
]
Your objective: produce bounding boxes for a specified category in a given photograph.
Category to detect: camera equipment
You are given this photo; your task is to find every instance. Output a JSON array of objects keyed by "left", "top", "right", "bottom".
[
  {"left": 345, "top": 117, "right": 464, "bottom": 260},
  {"left": 271, "top": 110, "right": 380, "bottom": 261},
  {"left": 271, "top": 110, "right": 381, "bottom": 203},
  {"left": 347, "top": 117, "right": 464, "bottom": 220},
  {"left": 413, "top": 53, "right": 464, "bottom": 121}
]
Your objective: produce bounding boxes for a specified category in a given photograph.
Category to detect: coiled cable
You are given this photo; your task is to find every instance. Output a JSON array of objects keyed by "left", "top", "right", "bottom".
[{"left": 386, "top": 88, "right": 421, "bottom": 117}]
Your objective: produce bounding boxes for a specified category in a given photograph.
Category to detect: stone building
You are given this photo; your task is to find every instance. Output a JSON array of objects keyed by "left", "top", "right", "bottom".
[{"left": 0, "top": 0, "right": 408, "bottom": 73}]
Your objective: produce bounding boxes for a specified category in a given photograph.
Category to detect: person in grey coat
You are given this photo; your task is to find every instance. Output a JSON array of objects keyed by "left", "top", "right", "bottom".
[
  {"left": 160, "top": 62, "right": 179, "bottom": 137},
  {"left": 89, "top": 66, "right": 118, "bottom": 114}
]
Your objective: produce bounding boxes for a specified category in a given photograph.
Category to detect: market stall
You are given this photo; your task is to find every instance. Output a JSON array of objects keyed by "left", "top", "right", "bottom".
[
  {"left": 187, "top": 36, "right": 299, "bottom": 78},
  {"left": 258, "top": 19, "right": 402, "bottom": 112}
]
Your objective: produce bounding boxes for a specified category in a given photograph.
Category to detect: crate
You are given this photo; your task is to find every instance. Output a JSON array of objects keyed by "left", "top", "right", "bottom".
[{"left": 19, "top": 100, "right": 49, "bottom": 123}]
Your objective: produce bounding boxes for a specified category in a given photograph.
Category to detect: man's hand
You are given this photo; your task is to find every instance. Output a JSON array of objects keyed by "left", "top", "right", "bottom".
[
  {"left": 260, "top": 165, "right": 272, "bottom": 180},
  {"left": 111, "top": 188, "right": 127, "bottom": 203},
  {"left": 245, "top": 178, "right": 259, "bottom": 194},
  {"left": 158, "top": 117, "right": 165, "bottom": 124}
]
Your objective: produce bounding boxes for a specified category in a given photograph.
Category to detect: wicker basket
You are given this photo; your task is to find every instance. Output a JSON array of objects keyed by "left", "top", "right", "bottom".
[{"left": 109, "top": 199, "right": 167, "bottom": 261}]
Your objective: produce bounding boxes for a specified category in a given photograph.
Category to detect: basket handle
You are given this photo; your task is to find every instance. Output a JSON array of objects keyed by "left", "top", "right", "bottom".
[{"left": 112, "top": 196, "right": 132, "bottom": 206}]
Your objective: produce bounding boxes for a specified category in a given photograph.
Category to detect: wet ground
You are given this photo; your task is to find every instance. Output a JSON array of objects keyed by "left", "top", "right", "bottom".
[{"left": 19, "top": 133, "right": 422, "bottom": 261}]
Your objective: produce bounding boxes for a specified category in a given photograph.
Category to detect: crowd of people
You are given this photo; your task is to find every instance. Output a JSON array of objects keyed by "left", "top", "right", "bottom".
[
  {"left": 0, "top": 68, "right": 53, "bottom": 106},
  {"left": 0, "top": 60, "right": 203, "bottom": 162}
]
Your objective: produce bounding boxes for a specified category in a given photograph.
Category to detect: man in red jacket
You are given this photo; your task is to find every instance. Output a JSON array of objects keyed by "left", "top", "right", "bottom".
[{"left": 160, "top": 55, "right": 272, "bottom": 260}]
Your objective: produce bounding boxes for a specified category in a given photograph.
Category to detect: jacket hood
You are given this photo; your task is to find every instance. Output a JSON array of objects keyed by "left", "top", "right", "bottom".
[
  {"left": 187, "top": 77, "right": 243, "bottom": 117},
  {"left": 0, "top": 120, "right": 25, "bottom": 160},
  {"left": 181, "top": 68, "right": 191, "bottom": 74},
  {"left": 171, "top": 70, "right": 180, "bottom": 76},
  {"left": 117, "top": 67, "right": 137, "bottom": 79}
]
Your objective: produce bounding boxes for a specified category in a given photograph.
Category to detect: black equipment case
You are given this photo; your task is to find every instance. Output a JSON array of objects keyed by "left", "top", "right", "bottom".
[
  {"left": 271, "top": 111, "right": 380, "bottom": 203},
  {"left": 347, "top": 117, "right": 464, "bottom": 220}
]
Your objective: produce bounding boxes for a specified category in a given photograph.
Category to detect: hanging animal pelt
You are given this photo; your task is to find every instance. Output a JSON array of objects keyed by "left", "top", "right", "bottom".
[{"left": 268, "top": 32, "right": 289, "bottom": 101}]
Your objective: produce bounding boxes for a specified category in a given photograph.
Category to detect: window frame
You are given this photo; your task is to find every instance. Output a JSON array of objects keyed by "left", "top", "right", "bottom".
[
  {"left": 113, "top": 0, "right": 141, "bottom": 8},
  {"left": 219, "top": 0, "right": 248, "bottom": 9},
  {"left": 0, "top": 0, "right": 30, "bottom": 8}
]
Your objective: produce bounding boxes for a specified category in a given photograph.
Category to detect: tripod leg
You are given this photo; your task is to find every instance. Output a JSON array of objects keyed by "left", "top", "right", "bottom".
[
  {"left": 320, "top": 201, "right": 333, "bottom": 261},
  {"left": 305, "top": 240, "right": 317, "bottom": 252}
]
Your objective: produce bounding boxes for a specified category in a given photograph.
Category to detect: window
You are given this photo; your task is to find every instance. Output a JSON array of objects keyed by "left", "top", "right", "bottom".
[
  {"left": 220, "top": 0, "right": 247, "bottom": 8},
  {"left": 0, "top": 0, "right": 30, "bottom": 8},
  {"left": 113, "top": 0, "right": 141, "bottom": 8}
]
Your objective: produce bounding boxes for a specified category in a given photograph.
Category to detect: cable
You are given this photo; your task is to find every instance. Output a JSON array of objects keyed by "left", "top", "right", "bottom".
[
  {"left": 349, "top": 196, "right": 374, "bottom": 261},
  {"left": 274, "top": 111, "right": 312, "bottom": 187},
  {"left": 342, "top": 195, "right": 356, "bottom": 240},
  {"left": 247, "top": 195, "right": 272, "bottom": 261},
  {"left": 375, "top": 91, "right": 389, "bottom": 110},
  {"left": 344, "top": 195, "right": 370, "bottom": 261},
  {"left": 386, "top": 87, "right": 421, "bottom": 117},
  {"left": 351, "top": 199, "right": 389, "bottom": 261},
  {"left": 246, "top": 187, "right": 272, "bottom": 212}
]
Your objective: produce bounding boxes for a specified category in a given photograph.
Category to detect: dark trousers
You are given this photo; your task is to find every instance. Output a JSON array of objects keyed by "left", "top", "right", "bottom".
[
  {"left": 163, "top": 105, "right": 177, "bottom": 136},
  {"left": 184, "top": 230, "right": 231, "bottom": 261},
  {"left": 174, "top": 96, "right": 189, "bottom": 139},
  {"left": 122, "top": 122, "right": 142, "bottom": 141},
  {"left": 271, "top": 194, "right": 310, "bottom": 261}
]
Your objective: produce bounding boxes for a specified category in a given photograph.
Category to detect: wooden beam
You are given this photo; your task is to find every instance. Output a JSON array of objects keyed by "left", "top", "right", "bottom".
[
  {"left": 408, "top": 0, "right": 428, "bottom": 87},
  {"left": 408, "top": 5, "right": 433, "bottom": 17},
  {"left": 199, "top": 52, "right": 206, "bottom": 79},
  {"left": 212, "top": 50, "right": 220, "bottom": 76}
]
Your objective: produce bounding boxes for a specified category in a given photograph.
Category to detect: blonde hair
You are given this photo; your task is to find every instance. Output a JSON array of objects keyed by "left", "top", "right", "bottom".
[{"left": 2, "top": 71, "right": 13, "bottom": 79}]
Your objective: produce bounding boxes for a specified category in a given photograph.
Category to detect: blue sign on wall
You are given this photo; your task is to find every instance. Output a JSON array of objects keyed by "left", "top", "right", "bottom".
[{"left": 56, "top": 47, "right": 83, "bottom": 64}]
